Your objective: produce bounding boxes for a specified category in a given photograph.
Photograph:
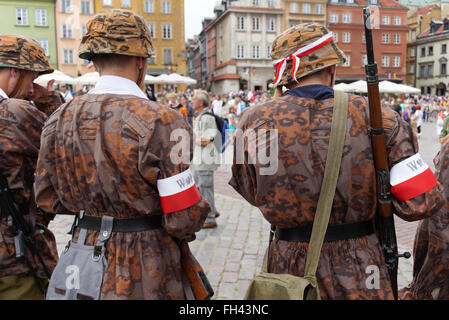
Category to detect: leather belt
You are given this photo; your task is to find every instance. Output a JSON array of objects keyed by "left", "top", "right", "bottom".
[
  {"left": 275, "top": 220, "right": 375, "bottom": 242},
  {"left": 76, "top": 215, "right": 163, "bottom": 233}
]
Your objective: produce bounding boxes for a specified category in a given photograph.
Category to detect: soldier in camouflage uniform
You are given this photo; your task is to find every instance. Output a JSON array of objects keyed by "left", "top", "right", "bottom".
[
  {"left": 0, "top": 35, "right": 59, "bottom": 299},
  {"left": 229, "top": 23, "right": 445, "bottom": 299},
  {"left": 400, "top": 142, "right": 449, "bottom": 300},
  {"left": 34, "top": 10, "right": 211, "bottom": 300}
]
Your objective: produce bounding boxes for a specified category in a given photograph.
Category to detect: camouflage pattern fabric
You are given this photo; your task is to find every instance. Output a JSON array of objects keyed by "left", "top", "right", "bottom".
[
  {"left": 0, "top": 35, "right": 53, "bottom": 75},
  {"left": 30, "top": 91, "right": 65, "bottom": 116},
  {"left": 0, "top": 98, "right": 58, "bottom": 280},
  {"left": 79, "top": 9, "right": 154, "bottom": 60},
  {"left": 34, "top": 94, "right": 211, "bottom": 299},
  {"left": 229, "top": 93, "right": 444, "bottom": 300},
  {"left": 270, "top": 23, "right": 346, "bottom": 86},
  {"left": 400, "top": 142, "right": 449, "bottom": 300}
]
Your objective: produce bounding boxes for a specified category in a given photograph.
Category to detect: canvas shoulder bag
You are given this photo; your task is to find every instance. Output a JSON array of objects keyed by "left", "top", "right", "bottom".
[{"left": 244, "top": 91, "right": 349, "bottom": 300}]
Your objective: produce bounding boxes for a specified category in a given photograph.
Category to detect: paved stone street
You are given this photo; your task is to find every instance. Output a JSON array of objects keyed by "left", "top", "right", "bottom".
[{"left": 48, "top": 120, "right": 442, "bottom": 300}]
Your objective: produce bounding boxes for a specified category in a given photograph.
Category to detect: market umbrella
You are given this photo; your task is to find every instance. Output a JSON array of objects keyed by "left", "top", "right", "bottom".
[
  {"left": 334, "top": 82, "right": 351, "bottom": 92},
  {"left": 346, "top": 80, "right": 368, "bottom": 93},
  {"left": 34, "top": 70, "right": 76, "bottom": 87},
  {"left": 75, "top": 72, "right": 100, "bottom": 85}
]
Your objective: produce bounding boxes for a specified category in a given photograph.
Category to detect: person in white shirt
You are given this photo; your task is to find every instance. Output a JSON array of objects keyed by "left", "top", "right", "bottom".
[
  {"left": 61, "top": 85, "right": 73, "bottom": 102},
  {"left": 212, "top": 94, "right": 223, "bottom": 117}
]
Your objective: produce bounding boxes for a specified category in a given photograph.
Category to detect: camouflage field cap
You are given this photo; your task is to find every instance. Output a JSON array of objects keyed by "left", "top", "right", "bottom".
[
  {"left": 79, "top": 9, "right": 154, "bottom": 60},
  {"left": 0, "top": 35, "right": 53, "bottom": 75},
  {"left": 270, "top": 23, "right": 346, "bottom": 86}
]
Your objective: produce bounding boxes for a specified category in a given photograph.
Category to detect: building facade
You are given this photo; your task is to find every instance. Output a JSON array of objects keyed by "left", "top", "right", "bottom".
[
  {"left": 56, "top": 0, "right": 95, "bottom": 78},
  {"left": 327, "top": 0, "right": 408, "bottom": 83},
  {"left": 281, "top": 0, "right": 327, "bottom": 31},
  {"left": 415, "top": 19, "right": 449, "bottom": 96},
  {"left": 94, "top": 0, "right": 187, "bottom": 77},
  {"left": 206, "top": 0, "right": 283, "bottom": 94},
  {"left": 0, "top": 0, "right": 58, "bottom": 69}
]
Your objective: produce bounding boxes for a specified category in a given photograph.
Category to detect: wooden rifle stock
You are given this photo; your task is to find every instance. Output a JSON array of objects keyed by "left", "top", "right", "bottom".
[
  {"left": 363, "top": 8, "right": 399, "bottom": 300},
  {"left": 179, "top": 239, "right": 214, "bottom": 300}
]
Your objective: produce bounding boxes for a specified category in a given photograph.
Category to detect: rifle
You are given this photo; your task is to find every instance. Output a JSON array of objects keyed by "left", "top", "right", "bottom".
[
  {"left": 0, "top": 174, "right": 52, "bottom": 294},
  {"left": 179, "top": 239, "right": 214, "bottom": 300},
  {"left": 363, "top": 8, "right": 410, "bottom": 300}
]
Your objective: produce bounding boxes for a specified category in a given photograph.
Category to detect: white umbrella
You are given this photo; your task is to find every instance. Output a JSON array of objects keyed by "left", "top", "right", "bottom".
[
  {"left": 34, "top": 70, "right": 76, "bottom": 86},
  {"left": 394, "top": 83, "right": 421, "bottom": 94},
  {"left": 75, "top": 72, "right": 100, "bottom": 85},
  {"left": 144, "top": 74, "right": 159, "bottom": 83},
  {"left": 378, "top": 80, "right": 401, "bottom": 94},
  {"left": 155, "top": 74, "right": 172, "bottom": 84},
  {"left": 334, "top": 82, "right": 351, "bottom": 92},
  {"left": 346, "top": 80, "right": 368, "bottom": 93},
  {"left": 167, "top": 73, "right": 197, "bottom": 85}
]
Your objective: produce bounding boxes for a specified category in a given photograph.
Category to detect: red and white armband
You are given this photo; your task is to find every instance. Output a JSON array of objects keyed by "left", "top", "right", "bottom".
[
  {"left": 390, "top": 153, "right": 438, "bottom": 201},
  {"left": 157, "top": 168, "right": 201, "bottom": 214}
]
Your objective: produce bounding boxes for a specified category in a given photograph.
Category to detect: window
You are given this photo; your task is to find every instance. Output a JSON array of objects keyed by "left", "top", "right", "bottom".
[
  {"left": 347, "top": 0, "right": 354, "bottom": 3},
  {"left": 330, "top": 0, "right": 338, "bottom": 2},
  {"left": 267, "top": 18, "right": 275, "bottom": 32},
  {"left": 267, "top": 45, "right": 272, "bottom": 59},
  {"left": 163, "top": 48, "right": 172, "bottom": 65},
  {"left": 253, "top": 0, "right": 259, "bottom": 6},
  {"left": 290, "top": 2, "right": 299, "bottom": 13},
  {"left": 342, "top": 32, "right": 351, "bottom": 43},
  {"left": 148, "top": 23, "right": 155, "bottom": 39},
  {"left": 16, "top": 8, "right": 28, "bottom": 25},
  {"left": 428, "top": 64, "right": 433, "bottom": 77},
  {"left": 252, "top": 17, "right": 260, "bottom": 31},
  {"left": 237, "top": 16, "right": 245, "bottom": 30},
  {"left": 393, "top": 34, "right": 400, "bottom": 44},
  {"left": 343, "top": 14, "right": 351, "bottom": 23},
  {"left": 382, "top": 33, "right": 390, "bottom": 44},
  {"left": 145, "top": 1, "right": 154, "bottom": 13},
  {"left": 61, "top": 0, "right": 71, "bottom": 12},
  {"left": 62, "top": 25, "right": 73, "bottom": 38},
  {"left": 394, "top": 16, "right": 401, "bottom": 25},
  {"left": 333, "top": 31, "right": 338, "bottom": 43},
  {"left": 411, "top": 29, "right": 416, "bottom": 41},
  {"left": 149, "top": 56, "right": 156, "bottom": 65},
  {"left": 421, "top": 47, "right": 425, "bottom": 57},
  {"left": 315, "top": 4, "right": 323, "bottom": 14},
  {"left": 342, "top": 55, "right": 350, "bottom": 67},
  {"left": 63, "top": 49, "right": 74, "bottom": 64},
  {"left": 81, "top": 1, "right": 90, "bottom": 14},
  {"left": 252, "top": 45, "right": 260, "bottom": 59},
  {"left": 237, "top": 44, "right": 245, "bottom": 58},
  {"left": 371, "top": 0, "right": 378, "bottom": 4},
  {"left": 393, "top": 56, "right": 400, "bottom": 67},
  {"left": 419, "top": 65, "right": 425, "bottom": 77},
  {"left": 382, "top": 56, "right": 389, "bottom": 67},
  {"left": 35, "top": 9, "right": 47, "bottom": 26},
  {"left": 428, "top": 46, "right": 433, "bottom": 56},
  {"left": 409, "top": 64, "right": 415, "bottom": 74},
  {"left": 362, "top": 55, "right": 367, "bottom": 66},
  {"left": 302, "top": 3, "right": 311, "bottom": 14},
  {"left": 411, "top": 47, "right": 416, "bottom": 57},
  {"left": 442, "top": 44, "right": 447, "bottom": 54},
  {"left": 162, "top": 1, "right": 171, "bottom": 14},
  {"left": 268, "top": 0, "right": 274, "bottom": 8},
  {"left": 37, "top": 39, "right": 49, "bottom": 56},
  {"left": 330, "top": 13, "right": 338, "bottom": 23},
  {"left": 162, "top": 24, "right": 172, "bottom": 39},
  {"left": 442, "top": 63, "right": 447, "bottom": 75},
  {"left": 103, "top": 0, "right": 112, "bottom": 6},
  {"left": 382, "top": 16, "right": 390, "bottom": 25},
  {"left": 122, "top": 0, "right": 131, "bottom": 8},
  {"left": 82, "top": 25, "right": 87, "bottom": 36}
]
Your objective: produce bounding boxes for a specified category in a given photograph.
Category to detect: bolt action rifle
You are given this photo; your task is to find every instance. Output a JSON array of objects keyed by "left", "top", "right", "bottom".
[
  {"left": 363, "top": 8, "right": 410, "bottom": 300},
  {"left": 0, "top": 174, "right": 52, "bottom": 294},
  {"left": 179, "top": 239, "right": 214, "bottom": 300}
]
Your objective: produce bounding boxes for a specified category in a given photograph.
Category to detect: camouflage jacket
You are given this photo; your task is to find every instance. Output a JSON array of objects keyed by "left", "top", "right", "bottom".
[
  {"left": 229, "top": 85, "right": 445, "bottom": 300},
  {"left": 401, "top": 141, "right": 449, "bottom": 300},
  {"left": 0, "top": 97, "right": 58, "bottom": 279},
  {"left": 31, "top": 91, "right": 65, "bottom": 116},
  {"left": 34, "top": 92, "right": 211, "bottom": 300}
]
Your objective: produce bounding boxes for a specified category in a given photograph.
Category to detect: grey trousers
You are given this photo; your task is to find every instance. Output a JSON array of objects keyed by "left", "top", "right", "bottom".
[{"left": 193, "top": 170, "right": 216, "bottom": 224}]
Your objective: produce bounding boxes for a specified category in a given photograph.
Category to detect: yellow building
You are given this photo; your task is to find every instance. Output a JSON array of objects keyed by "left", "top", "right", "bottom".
[
  {"left": 94, "top": 0, "right": 187, "bottom": 77},
  {"left": 281, "top": 0, "right": 327, "bottom": 31}
]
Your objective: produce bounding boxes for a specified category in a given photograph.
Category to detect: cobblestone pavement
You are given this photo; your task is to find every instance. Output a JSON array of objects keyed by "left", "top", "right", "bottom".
[{"left": 48, "top": 121, "right": 442, "bottom": 300}]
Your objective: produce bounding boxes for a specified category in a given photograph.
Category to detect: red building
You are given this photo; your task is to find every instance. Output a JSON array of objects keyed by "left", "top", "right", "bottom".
[{"left": 327, "top": 0, "right": 408, "bottom": 83}]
